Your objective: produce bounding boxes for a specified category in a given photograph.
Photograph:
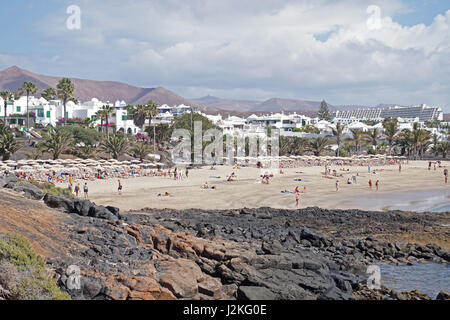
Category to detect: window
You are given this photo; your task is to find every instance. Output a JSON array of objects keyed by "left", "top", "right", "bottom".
[
  {"left": 91, "top": 115, "right": 96, "bottom": 120},
  {"left": 37, "top": 109, "right": 44, "bottom": 117},
  {"left": 16, "top": 106, "right": 21, "bottom": 112},
  {"left": 46, "top": 111, "right": 51, "bottom": 118}
]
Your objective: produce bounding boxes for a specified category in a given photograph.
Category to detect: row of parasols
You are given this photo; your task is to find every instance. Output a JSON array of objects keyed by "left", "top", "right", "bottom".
[{"left": 0, "top": 158, "right": 165, "bottom": 173}]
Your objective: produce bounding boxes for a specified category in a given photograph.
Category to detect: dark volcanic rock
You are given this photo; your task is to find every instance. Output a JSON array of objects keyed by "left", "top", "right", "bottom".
[
  {"left": 237, "top": 286, "right": 276, "bottom": 300},
  {"left": 13, "top": 183, "right": 44, "bottom": 200},
  {"left": 43, "top": 193, "right": 75, "bottom": 212}
]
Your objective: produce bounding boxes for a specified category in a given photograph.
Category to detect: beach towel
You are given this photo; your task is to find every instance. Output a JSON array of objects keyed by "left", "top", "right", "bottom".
[{"left": 210, "top": 176, "right": 221, "bottom": 179}]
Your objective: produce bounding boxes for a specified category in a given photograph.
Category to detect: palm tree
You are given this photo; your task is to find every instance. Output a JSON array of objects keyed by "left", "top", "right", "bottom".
[
  {"left": 57, "top": 78, "right": 75, "bottom": 126},
  {"left": 409, "top": 123, "right": 431, "bottom": 159},
  {"left": 0, "top": 91, "right": 14, "bottom": 127},
  {"left": 97, "top": 105, "right": 115, "bottom": 140},
  {"left": 146, "top": 101, "right": 159, "bottom": 153},
  {"left": 330, "top": 122, "right": 344, "bottom": 157},
  {"left": 101, "top": 134, "right": 129, "bottom": 159},
  {"left": 396, "top": 129, "right": 413, "bottom": 157},
  {"left": 308, "top": 137, "right": 331, "bottom": 156},
  {"left": 38, "top": 128, "right": 72, "bottom": 160},
  {"left": 0, "top": 132, "right": 22, "bottom": 161},
  {"left": 127, "top": 101, "right": 158, "bottom": 150},
  {"left": 383, "top": 118, "right": 398, "bottom": 155},
  {"left": 131, "top": 142, "right": 152, "bottom": 162},
  {"left": 364, "top": 128, "right": 381, "bottom": 148},
  {"left": 41, "top": 87, "right": 57, "bottom": 101},
  {"left": 19, "top": 82, "right": 38, "bottom": 130},
  {"left": 438, "top": 141, "right": 449, "bottom": 159},
  {"left": 349, "top": 128, "right": 364, "bottom": 153}
]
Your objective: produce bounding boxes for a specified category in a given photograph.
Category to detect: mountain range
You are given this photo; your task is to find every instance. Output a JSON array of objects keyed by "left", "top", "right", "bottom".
[{"left": 0, "top": 66, "right": 424, "bottom": 118}]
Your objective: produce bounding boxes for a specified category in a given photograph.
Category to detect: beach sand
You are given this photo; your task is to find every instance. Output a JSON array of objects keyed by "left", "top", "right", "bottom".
[{"left": 72, "top": 160, "right": 450, "bottom": 211}]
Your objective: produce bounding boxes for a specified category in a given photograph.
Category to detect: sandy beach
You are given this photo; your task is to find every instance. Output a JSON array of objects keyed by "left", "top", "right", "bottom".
[{"left": 72, "top": 160, "right": 450, "bottom": 211}]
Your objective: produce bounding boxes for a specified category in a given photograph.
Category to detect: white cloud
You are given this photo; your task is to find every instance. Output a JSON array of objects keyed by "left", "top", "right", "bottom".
[{"left": 32, "top": 0, "right": 450, "bottom": 111}]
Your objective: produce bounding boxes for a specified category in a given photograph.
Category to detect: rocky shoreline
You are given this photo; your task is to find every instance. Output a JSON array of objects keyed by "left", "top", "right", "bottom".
[{"left": 0, "top": 175, "right": 449, "bottom": 300}]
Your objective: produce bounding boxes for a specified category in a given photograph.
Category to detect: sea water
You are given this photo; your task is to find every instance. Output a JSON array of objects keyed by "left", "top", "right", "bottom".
[
  {"left": 380, "top": 262, "right": 450, "bottom": 298},
  {"left": 340, "top": 189, "right": 450, "bottom": 213}
]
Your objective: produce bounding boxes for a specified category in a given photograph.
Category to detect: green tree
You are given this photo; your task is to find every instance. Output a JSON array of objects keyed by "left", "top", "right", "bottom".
[
  {"left": 349, "top": 128, "right": 365, "bottom": 153},
  {"left": 0, "top": 131, "right": 22, "bottom": 160},
  {"left": 96, "top": 105, "right": 115, "bottom": 140},
  {"left": 382, "top": 118, "right": 398, "bottom": 155},
  {"left": 39, "top": 128, "right": 72, "bottom": 160},
  {"left": 308, "top": 137, "right": 331, "bottom": 156},
  {"left": 56, "top": 78, "right": 75, "bottom": 126},
  {"left": 330, "top": 122, "right": 345, "bottom": 156},
  {"left": 438, "top": 141, "right": 449, "bottom": 159},
  {"left": 101, "top": 134, "right": 129, "bottom": 159},
  {"left": 0, "top": 91, "right": 14, "bottom": 127},
  {"left": 131, "top": 142, "right": 152, "bottom": 162},
  {"left": 18, "top": 82, "right": 38, "bottom": 130},
  {"left": 41, "top": 87, "right": 57, "bottom": 101},
  {"left": 364, "top": 128, "right": 381, "bottom": 148},
  {"left": 147, "top": 123, "right": 171, "bottom": 145},
  {"left": 317, "top": 100, "right": 332, "bottom": 121}
]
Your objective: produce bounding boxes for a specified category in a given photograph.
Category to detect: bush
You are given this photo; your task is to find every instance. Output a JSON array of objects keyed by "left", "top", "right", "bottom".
[
  {"left": 0, "top": 233, "right": 71, "bottom": 300},
  {"left": 28, "top": 179, "right": 74, "bottom": 199}
]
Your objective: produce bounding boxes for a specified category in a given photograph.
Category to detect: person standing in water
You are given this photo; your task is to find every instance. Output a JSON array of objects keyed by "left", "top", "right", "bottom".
[
  {"left": 444, "top": 168, "right": 448, "bottom": 184},
  {"left": 375, "top": 180, "right": 379, "bottom": 191}
]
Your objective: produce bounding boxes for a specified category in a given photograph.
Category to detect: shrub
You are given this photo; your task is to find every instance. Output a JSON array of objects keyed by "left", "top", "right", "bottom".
[{"left": 0, "top": 233, "right": 71, "bottom": 300}]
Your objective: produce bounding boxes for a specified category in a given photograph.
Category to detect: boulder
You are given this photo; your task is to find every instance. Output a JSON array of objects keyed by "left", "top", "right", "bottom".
[
  {"left": 88, "top": 205, "right": 119, "bottom": 221},
  {"left": 13, "top": 183, "right": 44, "bottom": 200},
  {"left": 43, "top": 193, "right": 75, "bottom": 212},
  {"left": 158, "top": 259, "right": 204, "bottom": 299},
  {"left": 436, "top": 290, "right": 450, "bottom": 300},
  {"left": 317, "top": 285, "right": 353, "bottom": 300},
  {"left": 237, "top": 286, "right": 276, "bottom": 300},
  {"left": 0, "top": 175, "right": 19, "bottom": 188},
  {"left": 73, "top": 200, "right": 94, "bottom": 216}
]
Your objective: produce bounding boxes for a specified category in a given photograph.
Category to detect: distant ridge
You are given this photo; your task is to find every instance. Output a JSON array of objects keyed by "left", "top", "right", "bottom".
[
  {"left": 0, "top": 66, "right": 409, "bottom": 117},
  {"left": 0, "top": 66, "right": 197, "bottom": 107}
]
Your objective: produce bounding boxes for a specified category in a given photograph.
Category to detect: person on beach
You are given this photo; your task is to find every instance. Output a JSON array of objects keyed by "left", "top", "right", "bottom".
[
  {"left": 368, "top": 179, "right": 372, "bottom": 190},
  {"left": 74, "top": 184, "right": 80, "bottom": 198},
  {"left": 398, "top": 163, "right": 402, "bottom": 173},
  {"left": 83, "top": 183, "right": 89, "bottom": 199},
  {"left": 185, "top": 168, "right": 189, "bottom": 178},
  {"left": 428, "top": 162, "right": 432, "bottom": 170},
  {"left": 118, "top": 179, "right": 123, "bottom": 195},
  {"left": 295, "top": 193, "right": 300, "bottom": 207},
  {"left": 375, "top": 180, "right": 379, "bottom": 191},
  {"left": 444, "top": 168, "right": 448, "bottom": 184},
  {"left": 335, "top": 180, "right": 339, "bottom": 192}
]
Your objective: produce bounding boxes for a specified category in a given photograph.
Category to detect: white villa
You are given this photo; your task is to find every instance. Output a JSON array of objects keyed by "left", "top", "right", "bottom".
[{"left": 1, "top": 95, "right": 446, "bottom": 144}]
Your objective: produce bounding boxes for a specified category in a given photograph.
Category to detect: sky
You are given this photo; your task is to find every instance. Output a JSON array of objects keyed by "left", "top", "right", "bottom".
[{"left": 0, "top": 0, "right": 449, "bottom": 111}]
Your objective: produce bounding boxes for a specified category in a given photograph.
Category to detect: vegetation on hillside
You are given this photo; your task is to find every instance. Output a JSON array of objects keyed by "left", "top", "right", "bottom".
[{"left": 0, "top": 233, "right": 71, "bottom": 300}]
